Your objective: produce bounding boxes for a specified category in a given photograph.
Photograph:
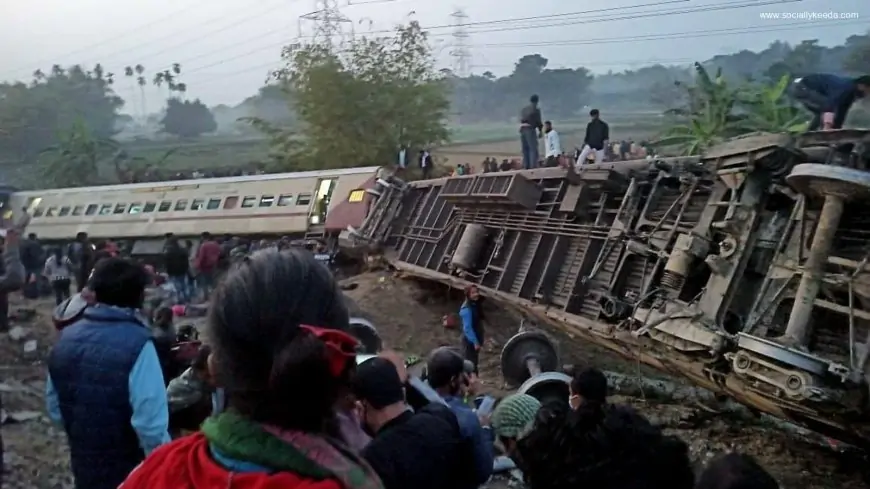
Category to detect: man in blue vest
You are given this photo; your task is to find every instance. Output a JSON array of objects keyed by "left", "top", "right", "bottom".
[{"left": 46, "top": 257, "right": 170, "bottom": 489}]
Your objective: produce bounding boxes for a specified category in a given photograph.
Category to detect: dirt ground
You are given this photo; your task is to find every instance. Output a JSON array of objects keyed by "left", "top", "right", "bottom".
[{"left": 1, "top": 272, "right": 867, "bottom": 488}]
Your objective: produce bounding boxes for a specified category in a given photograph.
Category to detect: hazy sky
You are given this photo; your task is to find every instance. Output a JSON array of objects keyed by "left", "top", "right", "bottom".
[{"left": 1, "top": 0, "right": 867, "bottom": 110}]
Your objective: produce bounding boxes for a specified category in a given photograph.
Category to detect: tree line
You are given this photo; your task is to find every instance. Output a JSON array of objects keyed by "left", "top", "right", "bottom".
[{"left": 0, "top": 25, "right": 868, "bottom": 188}]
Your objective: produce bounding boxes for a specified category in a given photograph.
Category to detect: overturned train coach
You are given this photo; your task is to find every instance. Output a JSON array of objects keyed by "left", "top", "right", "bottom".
[
  {"left": 0, "top": 166, "right": 382, "bottom": 249},
  {"left": 350, "top": 130, "right": 870, "bottom": 447}
]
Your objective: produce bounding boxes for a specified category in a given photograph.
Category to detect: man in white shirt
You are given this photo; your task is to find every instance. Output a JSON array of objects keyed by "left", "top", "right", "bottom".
[{"left": 544, "top": 120, "right": 562, "bottom": 167}]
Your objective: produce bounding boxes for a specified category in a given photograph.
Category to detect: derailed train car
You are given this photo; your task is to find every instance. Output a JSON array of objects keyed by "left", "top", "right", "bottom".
[
  {"left": 351, "top": 130, "right": 870, "bottom": 446},
  {"left": 6, "top": 166, "right": 381, "bottom": 245}
]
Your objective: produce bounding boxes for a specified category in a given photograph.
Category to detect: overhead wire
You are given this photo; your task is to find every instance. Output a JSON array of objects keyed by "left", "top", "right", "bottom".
[
  {"left": 179, "top": 17, "right": 866, "bottom": 91},
  {"left": 1, "top": 0, "right": 206, "bottom": 76},
  {"left": 1, "top": 0, "right": 803, "bottom": 80},
  {"left": 173, "top": 0, "right": 816, "bottom": 80}
]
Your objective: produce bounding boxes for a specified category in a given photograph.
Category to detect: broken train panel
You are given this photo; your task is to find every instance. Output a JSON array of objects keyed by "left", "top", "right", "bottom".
[{"left": 352, "top": 131, "right": 870, "bottom": 446}]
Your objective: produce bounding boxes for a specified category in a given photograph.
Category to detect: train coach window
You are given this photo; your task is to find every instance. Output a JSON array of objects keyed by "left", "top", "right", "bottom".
[
  {"left": 175, "top": 199, "right": 188, "bottom": 211},
  {"left": 241, "top": 196, "right": 256, "bottom": 208},
  {"left": 99, "top": 204, "right": 113, "bottom": 215},
  {"left": 59, "top": 206, "right": 71, "bottom": 217},
  {"left": 206, "top": 198, "right": 221, "bottom": 210},
  {"left": 85, "top": 204, "right": 99, "bottom": 216},
  {"left": 46, "top": 207, "right": 57, "bottom": 217},
  {"left": 158, "top": 201, "right": 172, "bottom": 212},
  {"left": 33, "top": 208, "right": 44, "bottom": 218},
  {"left": 223, "top": 196, "right": 239, "bottom": 209},
  {"left": 128, "top": 203, "right": 144, "bottom": 214},
  {"left": 143, "top": 202, "right": 157, "bottom": 213},
  {"left": 277, "top": 194, "right": 293, "bottom": 206},
  {"left": 113, "top": 204, "right": 127, "bottom": 214},
  {"left": 71, "top": 206, "right": 83, "bottom": 216},
  {"left": 259, "top": 195, "right": 274, "bottom": 207},
  {"left": 191, "top": 199, "right": 204, "bottom": 211},
  {"left": 348, "top": 190, "right": 365, "bottom": 203},
  {"left": 296, "top": 193, "right": 311, "bottom": 206}
]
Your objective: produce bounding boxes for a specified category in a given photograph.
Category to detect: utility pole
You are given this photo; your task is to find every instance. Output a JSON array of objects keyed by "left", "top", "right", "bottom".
[
  {"left": 298, "top": 0, "right": 354, "bottom": 48},
  {"left": 449, "top": 8, "right": 471, "bottom": 78}
]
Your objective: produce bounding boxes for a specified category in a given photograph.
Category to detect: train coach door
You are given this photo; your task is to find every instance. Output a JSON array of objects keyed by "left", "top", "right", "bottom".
[{"left": 309, "top": 178, "right": 336, "bottom": 225}]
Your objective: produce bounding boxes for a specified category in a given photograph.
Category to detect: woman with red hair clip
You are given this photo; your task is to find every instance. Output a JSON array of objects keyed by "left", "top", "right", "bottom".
[{"left": 121, "top": 248, "right": 384, "bottom": 489}]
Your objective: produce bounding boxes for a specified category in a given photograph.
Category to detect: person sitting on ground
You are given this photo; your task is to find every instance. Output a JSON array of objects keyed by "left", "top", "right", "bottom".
[
  {"left": 120, "top": 248, "right": 384, "bottom": 489},
  {"left": 354, "top": 356, "right": 475, "bottom": 489},
  {"left": 569, "top": 367, "right": 608, "bottom": 410},
  {"left": 47, "top": 257, "right": 170, "bottom": 489},
  {"left": 696, "top": 452, "right": 779, "bottom": 489},
  {"left": 426, "top": 347, "right": 494, "bottom": 486},
  {"left": 514, "top": 400, "right": 695, "bottom": 489},
  {"left": 790, "top": 74, "right": 870, "bottom": 130}
]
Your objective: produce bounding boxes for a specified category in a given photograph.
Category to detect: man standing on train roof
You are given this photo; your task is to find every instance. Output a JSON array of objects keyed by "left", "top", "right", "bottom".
[
  {"left": 790, "top": 74, "right": 870, "bottom": 130},
  {"left": 576, "top": 109, "right": 609, "bottom": 167},
  {"left": 519, "top": 94, "right": 543, "bottom": 170}
]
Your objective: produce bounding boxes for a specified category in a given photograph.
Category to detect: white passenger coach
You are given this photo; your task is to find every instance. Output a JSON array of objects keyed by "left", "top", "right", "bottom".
[{"left": 4, "top": 166, "right": 381, "bottom": 241}]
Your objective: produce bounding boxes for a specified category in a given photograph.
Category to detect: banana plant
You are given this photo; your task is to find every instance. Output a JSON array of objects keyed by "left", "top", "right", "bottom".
[{"left": 736, "top": 74, "right": 809, "bottom": 133}]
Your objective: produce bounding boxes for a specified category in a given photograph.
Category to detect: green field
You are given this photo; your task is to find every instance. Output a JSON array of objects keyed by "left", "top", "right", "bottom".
[{"left": 124, "top": 114, "right": 667, "bottom": 172}]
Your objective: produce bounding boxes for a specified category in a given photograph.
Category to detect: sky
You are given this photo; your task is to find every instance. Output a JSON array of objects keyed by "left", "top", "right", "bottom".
[{"left": 0, "top": 0, "right": 867, "bottom": 111}]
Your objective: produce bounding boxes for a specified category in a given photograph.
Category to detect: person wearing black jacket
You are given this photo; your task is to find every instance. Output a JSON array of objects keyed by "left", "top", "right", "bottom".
[
  {"left": 790, "top": 74, "right": 870, "bottom": 130},
  {"left": 354, "top": 357, "right": 475, "bottom": 489},
  {"left": 164, "top": 238, "right": 190, "bottom": 303},
  {"left": 519, "top": 94, "right": 543, "bottom": 170},
  {"left": 73, "top": 232, "right": 95, "bottom": 292},
  {"left": 576, "top": 109, "right": 609, "bottom": 166}
]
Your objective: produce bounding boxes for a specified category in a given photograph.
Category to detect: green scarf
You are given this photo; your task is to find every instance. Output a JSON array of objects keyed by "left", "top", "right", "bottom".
[{"left": 202, "top": 411, "right": 383, "bottom": 489}]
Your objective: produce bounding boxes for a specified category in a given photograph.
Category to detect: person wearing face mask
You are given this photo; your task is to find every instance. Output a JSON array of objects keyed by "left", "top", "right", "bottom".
[
  {"left": 427, "top": 348, "right": 494, "bottom": 487},
  {"left": 568, "top": 367, "right": 607, "bottom": 410},
  {"left": 354, "top": 357, "right": 473, "bottom": 489}
]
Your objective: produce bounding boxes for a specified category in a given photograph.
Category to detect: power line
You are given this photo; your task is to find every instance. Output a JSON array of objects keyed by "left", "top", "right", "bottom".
[
  {"left": 1, "top": 0, "right": 206, "bottom": 77},
  {"left": 171, "top": 0, "right": 813, "bottom": 79},
  {"left": 2, "top": 0, "right": 301, "bottom": 80},
  {"left": 450, "top": 8, "right": 472, "bottom": 77},
  {"left": 177, "top": 17, "right": 865, "bottom": 92},
  {"left": 0, "top": 0, "right": 698, "bottom": 80},
  {"left": 298, "top": 0, "right": 355, "bottom": 47}
]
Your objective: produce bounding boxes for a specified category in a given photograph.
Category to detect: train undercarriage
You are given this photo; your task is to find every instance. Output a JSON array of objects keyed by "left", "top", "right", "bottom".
[{"left": 349, "top": 129, "right": 870, "bottom": 446}]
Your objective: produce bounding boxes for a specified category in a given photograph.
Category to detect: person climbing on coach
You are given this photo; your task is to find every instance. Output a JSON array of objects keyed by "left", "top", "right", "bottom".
[
  {"left": 790, "top": 74, "right": 870, "bottom": 130},
  {"left": 426, "top": 347, "right": 494, "bottom": 487},
  {"left": 354, "top": 356, "right": 475, "bottom": 489},
  {"left": 46, "top": 257, "right": 170, "bottom": 489},
  {"left": 120, "top": 248, "right": 384, "bottom": 489},
  {"left": 459, "top": 285, "right": 485, "bottom": 374}
]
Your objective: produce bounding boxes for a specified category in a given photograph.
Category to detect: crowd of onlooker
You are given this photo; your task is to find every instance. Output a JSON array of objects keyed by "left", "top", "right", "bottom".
[
  {"left": 9, "top": 234, "right": 789, "bottom": 489},
  {"left": 120, "top": 164, "right": 267, "bottom": 184}
]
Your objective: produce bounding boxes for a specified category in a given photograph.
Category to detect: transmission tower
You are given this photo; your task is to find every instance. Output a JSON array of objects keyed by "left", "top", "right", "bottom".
[
  {"left": 298, "top": 0, "right": 354, "bottom": 47},
  {"left": 449, "top": 8, "right": 471, "bottom": 77}
]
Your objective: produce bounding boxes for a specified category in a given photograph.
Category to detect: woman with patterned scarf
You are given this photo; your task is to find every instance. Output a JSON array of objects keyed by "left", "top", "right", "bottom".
[{"left": 120, "top": 248, "right": 384, "bottom": 489}]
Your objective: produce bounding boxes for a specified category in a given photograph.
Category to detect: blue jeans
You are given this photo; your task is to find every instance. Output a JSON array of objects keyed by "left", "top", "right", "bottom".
[
  {"left": 169, "top": 275, "right": 189, "bottom": 304},
  {"left": 520, "top": 127, "right": 538, "bottom": 169}
]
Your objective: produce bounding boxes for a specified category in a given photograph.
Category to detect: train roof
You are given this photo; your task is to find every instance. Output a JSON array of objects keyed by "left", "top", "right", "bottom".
[{"left": 15, "top": 165, "right": 382, "bottom": 195}]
